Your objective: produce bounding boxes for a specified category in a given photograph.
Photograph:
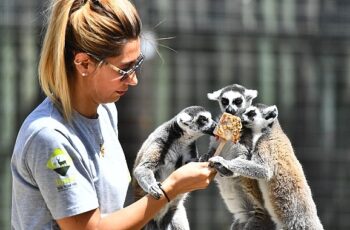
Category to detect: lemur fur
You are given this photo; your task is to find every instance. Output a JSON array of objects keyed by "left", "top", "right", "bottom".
[
  {"left": 210, "top": 104, "right": 324, "bottom": 230},
  {"left": 133, "top": 106, "right": 216, "bottom": 230}
]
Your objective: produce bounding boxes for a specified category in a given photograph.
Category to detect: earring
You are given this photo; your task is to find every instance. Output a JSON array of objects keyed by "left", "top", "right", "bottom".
[
  {"left": 74, "top": 60, "right": 82, "bottom": 65},
  {"left": 82, "top": 73, "right": 88, "bottom": 77}
]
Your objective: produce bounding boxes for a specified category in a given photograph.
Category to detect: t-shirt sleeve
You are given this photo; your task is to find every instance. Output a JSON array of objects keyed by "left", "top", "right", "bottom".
[{"left": 25, "top": 127, "right": 99, "bottom": 219}]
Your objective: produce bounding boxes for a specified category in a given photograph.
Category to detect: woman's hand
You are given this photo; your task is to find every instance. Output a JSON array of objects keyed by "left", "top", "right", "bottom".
[{"left": 161, "top": 162, "right": 217, "bottom": 200}]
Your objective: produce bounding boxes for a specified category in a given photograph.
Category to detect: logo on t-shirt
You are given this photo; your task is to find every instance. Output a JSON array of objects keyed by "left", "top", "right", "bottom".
[
  {"left": 47, "top": 148, "right": 72, "bottom": 176},
  {"left": 47, "top": 148, "right": 77, "bottom": 191}
]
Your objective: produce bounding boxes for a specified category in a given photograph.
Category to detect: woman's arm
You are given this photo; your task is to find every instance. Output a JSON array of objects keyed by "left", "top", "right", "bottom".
[{"left": 57, "top": 162, "right": 216, "bottom": 230}]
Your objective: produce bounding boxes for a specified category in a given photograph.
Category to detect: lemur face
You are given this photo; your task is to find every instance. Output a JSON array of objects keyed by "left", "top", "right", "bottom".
[
  {"left": 207, "top": 84, "right": 258, "bottom": 116},
  {"left": 177, "top": 106, "right": 217, "bottom": 137},
  {"left": 241, "top": 104, "right": 278, "bottom": 130}
]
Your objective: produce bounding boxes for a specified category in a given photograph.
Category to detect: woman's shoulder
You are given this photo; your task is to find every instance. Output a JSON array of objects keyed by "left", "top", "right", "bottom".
[
  {"left": 17, "top": 98, "right": 69, "bottom": 143},
  {"left": 12, "top": 100, "right": 73, "bottom": 167}
]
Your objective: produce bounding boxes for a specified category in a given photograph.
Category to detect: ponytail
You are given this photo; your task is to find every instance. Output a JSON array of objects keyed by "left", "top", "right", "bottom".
[{"left": 39, "top": 0, "right": 75, "bottom": 120}]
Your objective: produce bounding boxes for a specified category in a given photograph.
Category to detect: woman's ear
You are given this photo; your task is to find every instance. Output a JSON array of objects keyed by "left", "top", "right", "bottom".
[{"left": 74, "top": 52, "right": 90, "bottom": 76}]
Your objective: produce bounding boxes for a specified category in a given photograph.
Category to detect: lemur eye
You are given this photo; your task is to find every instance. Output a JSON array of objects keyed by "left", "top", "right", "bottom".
[
  {"left": 234, "top": 98, "right": 243, "bottom": 106},
  {"left": 221, "top": 98, "right": 229, "bottom": 106},
  {"left": 246, "top": 110, "right": 256, "bottom": 118},
  {"left": 197, "top": 115, "right": 209, "bottom": 125},
  {"left": 265, "top": 111, "right": 276, "bottom": 120}
]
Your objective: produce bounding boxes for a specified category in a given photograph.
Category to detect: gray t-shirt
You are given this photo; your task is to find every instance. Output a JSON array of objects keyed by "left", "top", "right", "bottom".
[{"left": 11, "top": 98, "right": 131, "bottom": 229}]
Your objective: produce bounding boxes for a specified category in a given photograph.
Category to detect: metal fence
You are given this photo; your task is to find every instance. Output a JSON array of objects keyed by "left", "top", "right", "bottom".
[{"left": 1, "top": 0, "right": 350, "bottom": 229}]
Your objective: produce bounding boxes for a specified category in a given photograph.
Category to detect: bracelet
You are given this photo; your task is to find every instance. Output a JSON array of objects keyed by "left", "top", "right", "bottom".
[{"left": 158, "top": 183, "right": 171, "bottom": 202}]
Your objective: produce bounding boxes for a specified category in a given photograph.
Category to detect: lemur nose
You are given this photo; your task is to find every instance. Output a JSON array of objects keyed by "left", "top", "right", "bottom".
[{"left": 225, "top": 108, "right": 236, "bottom": 115}]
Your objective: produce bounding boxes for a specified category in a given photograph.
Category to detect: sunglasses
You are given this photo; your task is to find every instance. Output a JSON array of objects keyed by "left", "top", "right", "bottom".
[{"left": 88, "top": 53, "right": 145, "bottom": 81}]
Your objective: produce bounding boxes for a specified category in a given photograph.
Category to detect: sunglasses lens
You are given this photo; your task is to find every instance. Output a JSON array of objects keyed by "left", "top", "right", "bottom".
[{"left": 122, "top": 55, "right": 144, "bottom": 80}]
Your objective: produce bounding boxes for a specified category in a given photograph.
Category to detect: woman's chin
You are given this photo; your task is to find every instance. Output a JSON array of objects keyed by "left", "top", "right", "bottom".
[{"left": 113, "top": 94, "right": 122, "bottom": 102}]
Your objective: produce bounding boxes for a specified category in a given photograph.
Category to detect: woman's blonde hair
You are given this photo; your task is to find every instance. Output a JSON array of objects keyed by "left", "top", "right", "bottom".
[{"left": 38, "top": 0, "right": 141, "bottom": 120}]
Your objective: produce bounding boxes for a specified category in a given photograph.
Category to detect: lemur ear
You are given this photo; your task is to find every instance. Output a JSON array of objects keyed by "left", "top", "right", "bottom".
[
  {"left": 245, "top": 89, "right": 258, "bottom": 101},
  {"left": 207, "top": 89, "right": 223, "bottom": 101},
  {"left": 264, "top": 105, "right": 278, "bottom": 121},
  {"left": 177, "top": 113, "right": 192, "bottom": 126}
]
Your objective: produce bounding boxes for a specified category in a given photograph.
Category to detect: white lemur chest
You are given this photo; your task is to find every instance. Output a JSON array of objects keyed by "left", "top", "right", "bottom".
[
  {"left": 251, "top": 132, "right": 263, "bottom": 152},
  {"left": 258, "top": 180, "right": 283, "bottom": 229},
  {"left": 214, "top": 143, "right": 251, "bottom": 221},
  {"left": 215, "top": 176, "right": 250, "bottom": 222}
]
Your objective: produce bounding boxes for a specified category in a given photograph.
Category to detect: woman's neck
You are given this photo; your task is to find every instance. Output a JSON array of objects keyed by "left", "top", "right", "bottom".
[{"left": 69, "top": 76, "right": 99, "bottom": 119}]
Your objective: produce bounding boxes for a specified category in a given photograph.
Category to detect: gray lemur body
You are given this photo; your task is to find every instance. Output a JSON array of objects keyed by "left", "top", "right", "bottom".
[
  {"left": 133, "top": 106, "right": 216, "bottom": 230},
  {"left": 210, "top": 104, "right": 324, "bottom": 230},
  {"left": 201, "top": 84, "right": 274, "bottom": 230},
  {"left": 214, "top": 134, "right": 275, "bottom": 230}
]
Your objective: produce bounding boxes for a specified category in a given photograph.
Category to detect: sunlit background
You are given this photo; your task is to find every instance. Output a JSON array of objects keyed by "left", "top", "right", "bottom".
[{"left": 1, "top": 0, "right": 350, "bottom": 229}]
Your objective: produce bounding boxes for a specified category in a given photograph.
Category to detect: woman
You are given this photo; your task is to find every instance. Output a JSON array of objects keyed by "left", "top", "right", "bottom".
[{"left": 10, "top": 0, "right": 216, "bottom": 229}]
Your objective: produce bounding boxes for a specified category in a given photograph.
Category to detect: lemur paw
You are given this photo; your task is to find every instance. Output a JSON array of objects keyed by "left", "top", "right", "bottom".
[
  {"left": 199, "top": 153, "right": 211, "bottom": 162},
  {"left": 209, "top": 156, "right": 226, "bottom": 165},
  {"left": 148, "top": 183, "right": 163, "bottom": 199},
  {"left": 209, "top": 156, "right": 234, "bottom": 177}
]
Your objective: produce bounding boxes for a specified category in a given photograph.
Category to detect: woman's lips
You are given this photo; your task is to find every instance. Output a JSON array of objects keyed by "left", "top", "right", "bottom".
[{"left": 116, "top": 90, "right": 126, "bottom": 96}]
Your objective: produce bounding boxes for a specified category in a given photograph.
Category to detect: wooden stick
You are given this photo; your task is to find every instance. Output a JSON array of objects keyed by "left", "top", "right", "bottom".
[{"left": 213, "top": 140, "right": 226, "bottom": 157}]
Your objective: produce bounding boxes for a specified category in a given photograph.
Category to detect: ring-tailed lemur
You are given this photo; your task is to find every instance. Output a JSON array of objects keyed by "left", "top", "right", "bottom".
[
  {"left": 209, "top": 104, "right": 324, "bottom": 230},
  {"left": 200, "top": 84, "right": 258, "bottom": 161},
  {"left": 132, "top": 106, "right": 216, "bottom": 230},
  {"left": 200, "top": 84, "right": 274, "bottom": 229}
]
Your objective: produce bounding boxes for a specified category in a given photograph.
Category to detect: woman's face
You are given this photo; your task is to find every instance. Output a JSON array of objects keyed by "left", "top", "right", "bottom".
[{"left": 87, "top": 38, "right": 142, "bottom": 104}]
